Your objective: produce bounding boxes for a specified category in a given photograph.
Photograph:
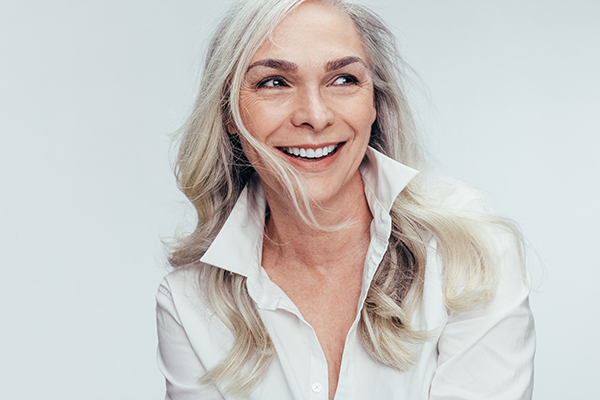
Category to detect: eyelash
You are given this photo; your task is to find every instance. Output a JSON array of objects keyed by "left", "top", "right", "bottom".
[{"left": 256, "top": 74, "right": 359, "bottom": 89}]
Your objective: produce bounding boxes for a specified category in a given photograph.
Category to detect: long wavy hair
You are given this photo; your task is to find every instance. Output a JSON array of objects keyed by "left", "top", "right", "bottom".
[{"left": 169, "top": 0, "right": 524, "bottom": 395}]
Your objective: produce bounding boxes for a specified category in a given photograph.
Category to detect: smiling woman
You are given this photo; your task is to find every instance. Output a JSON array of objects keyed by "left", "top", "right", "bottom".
[
  {"left": 239, "top": 5, "right": 375, "bottom": 212},
  {"left": 156, "top": 1, "right": 535, "bottom": 399}
]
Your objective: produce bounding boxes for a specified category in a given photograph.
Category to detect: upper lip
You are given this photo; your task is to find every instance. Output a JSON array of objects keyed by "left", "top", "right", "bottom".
[{"left": 276, "top": 141, "right": 343, "bottom": 149}]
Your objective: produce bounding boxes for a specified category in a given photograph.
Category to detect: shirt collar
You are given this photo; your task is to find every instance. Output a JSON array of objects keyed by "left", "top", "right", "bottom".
[
  {"left": 200, "top": 147, "right": 419, "bottom": 277},
  {"left": 360, "top": 146, "right": 419, "bottom": 215}
]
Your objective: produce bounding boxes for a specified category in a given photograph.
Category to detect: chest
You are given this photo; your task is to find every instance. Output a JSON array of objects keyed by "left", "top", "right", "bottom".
[
  {"left": 265, "top": 266, "right": 363, "bottom": 399},
  {"left": 288, "top": 275, "right": 361, "bottom": 350}
]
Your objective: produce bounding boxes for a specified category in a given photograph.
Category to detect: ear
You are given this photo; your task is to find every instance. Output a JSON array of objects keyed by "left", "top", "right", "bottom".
[
  {"left": 371, "top": 91, "right": 378, "bottom": 122},
  {"left": 371, "top": 97, "right": 377, "bottom": 125},
  {"left": 226, "top": 118, "right": 237, "bottom": 135}
]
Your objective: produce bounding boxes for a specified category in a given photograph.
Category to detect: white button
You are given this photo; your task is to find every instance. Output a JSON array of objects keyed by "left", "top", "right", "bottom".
[{"left": 311, "top": 382, "right": 322, "bottom": 393}]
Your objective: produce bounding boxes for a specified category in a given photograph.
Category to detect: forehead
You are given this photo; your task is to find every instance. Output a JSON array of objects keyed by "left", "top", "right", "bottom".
[{"left": 250, "top": 1, "right": 367, "bottom": 66}]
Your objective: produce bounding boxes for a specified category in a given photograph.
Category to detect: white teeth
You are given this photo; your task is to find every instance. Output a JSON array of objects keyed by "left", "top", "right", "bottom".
[{"left": 283, "top": 144, "right": 338, "bottom": 159}]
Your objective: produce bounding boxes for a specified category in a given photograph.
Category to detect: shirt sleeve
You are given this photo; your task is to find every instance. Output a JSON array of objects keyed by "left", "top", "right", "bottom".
[
  {"left": 428, "top": 229, "right": 536, "bottom": 400},
  {"left": 156, "top": 278, "right": 225, "bottom": 400}
]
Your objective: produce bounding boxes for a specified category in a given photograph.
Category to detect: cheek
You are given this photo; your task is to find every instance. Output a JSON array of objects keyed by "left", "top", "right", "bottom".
[
  {"left": 239, "top": 95, "right": 263, "bottom": 136},
  {"left": 239, "top": 94, "right": 286, "bottom": 143},
  {"left": 238, "top": 135, "right": 265, "bottom": 172},
  {"left": 237, "top": 104, "right": 275, "bottom": 166}
]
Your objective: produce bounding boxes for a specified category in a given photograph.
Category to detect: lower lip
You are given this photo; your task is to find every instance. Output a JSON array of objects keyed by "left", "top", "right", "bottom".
[{"left": 278, "top": 143, "right": 345, "bottom": 171}]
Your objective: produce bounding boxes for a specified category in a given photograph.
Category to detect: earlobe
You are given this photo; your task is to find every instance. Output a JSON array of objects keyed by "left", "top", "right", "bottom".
[{"left": 226, "top": 119, "right": 237, "bottom": 135}]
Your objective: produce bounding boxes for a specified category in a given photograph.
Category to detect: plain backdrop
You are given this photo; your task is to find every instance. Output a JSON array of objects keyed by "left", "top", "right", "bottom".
[{"left": 1, "top": 0, "right": 598, "bottom": 398}]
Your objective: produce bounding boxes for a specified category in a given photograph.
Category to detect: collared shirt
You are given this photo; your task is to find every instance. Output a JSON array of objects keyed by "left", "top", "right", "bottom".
[{"left": 156, "top": 147, "right": 535, "bottom": 400}]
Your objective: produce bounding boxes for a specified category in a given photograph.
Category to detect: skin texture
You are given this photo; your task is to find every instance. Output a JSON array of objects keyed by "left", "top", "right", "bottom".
[{"left": 239, "top": 1, "right": 377, "bottom": 398}]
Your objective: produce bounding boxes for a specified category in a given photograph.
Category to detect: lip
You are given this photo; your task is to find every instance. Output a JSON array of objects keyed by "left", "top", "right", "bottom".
[{"left": 277, "top": 141, "right": 345, "bottom": 171}]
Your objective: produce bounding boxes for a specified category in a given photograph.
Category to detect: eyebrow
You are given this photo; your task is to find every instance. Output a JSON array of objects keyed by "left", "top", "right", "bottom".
[
  {"left": 247, "top": 59, "right": 298, "bottom": 73},
  {"left": 246, "top": 56, "right": 367, "bottom": 73},
  {"left": 325, "top": 56, "right": 366, "bottom": 72}
]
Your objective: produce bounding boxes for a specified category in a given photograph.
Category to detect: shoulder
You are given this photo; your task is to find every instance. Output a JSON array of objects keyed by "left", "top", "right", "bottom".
[
  {"left": 157, "top": 265, "right": 203, "bottom": 302},
  {"left": 420, "top": 180, "right": 528, "bottom": 309},
  {"left": 424, "top": 179, "right": 521, "bottom": 256},
  {"left": 156, "top": 264, "right": 234, "bottom": 348},
  {"left": 428, "top": 181, "right": 522, "bottom": 255},
  {"left": 156, "top": 265, "right": 220, "bottom": 326},
  {"left": 425, "top": 179, "right": 495, "bottom": 216}
]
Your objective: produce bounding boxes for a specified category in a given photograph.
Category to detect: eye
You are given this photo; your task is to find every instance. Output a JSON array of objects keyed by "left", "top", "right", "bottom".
[
  {"left": 257, "top": 76, "right": 288, "bottom": 88},
  {"left": 332, "top": 75, "right": 359, "bottom": 86}
]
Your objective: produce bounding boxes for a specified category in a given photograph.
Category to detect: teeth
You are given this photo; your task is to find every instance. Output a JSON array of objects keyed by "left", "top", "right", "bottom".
[{"left": 283, "top": 144, "right": 338, "bottom": 159}]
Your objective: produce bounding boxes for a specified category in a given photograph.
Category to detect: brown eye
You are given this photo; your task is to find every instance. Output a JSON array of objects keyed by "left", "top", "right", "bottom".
[
  {"left": 258, "top": 76, "right": 288, "bottom": 88},
  {"left": 332, "top": 75, "right": 359, "bottom": 85}
]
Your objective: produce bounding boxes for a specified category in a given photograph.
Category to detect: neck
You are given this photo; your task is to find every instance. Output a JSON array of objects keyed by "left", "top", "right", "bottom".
[{"left": 261, "top": 172, "right": 372, "bottom": 274}]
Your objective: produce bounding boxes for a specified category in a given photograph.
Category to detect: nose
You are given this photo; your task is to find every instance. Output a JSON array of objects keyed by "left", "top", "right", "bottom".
[{"left": 290, "top": 87, "right": 334, "bottom": 132}]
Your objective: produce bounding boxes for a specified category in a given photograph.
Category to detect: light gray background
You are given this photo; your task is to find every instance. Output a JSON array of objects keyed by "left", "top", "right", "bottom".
[{"left": 1, "top": 0, "right": 598, "bottom": 398}]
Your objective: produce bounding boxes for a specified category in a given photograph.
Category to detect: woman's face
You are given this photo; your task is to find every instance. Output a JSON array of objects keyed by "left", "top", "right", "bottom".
[{"left": 239, "top": 1, "right": 376, "bottom": 208}]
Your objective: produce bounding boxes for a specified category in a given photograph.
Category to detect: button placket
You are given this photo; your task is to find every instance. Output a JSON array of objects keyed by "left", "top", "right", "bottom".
[{"left": 307, "top": 327, "right": 328, "bottom": 399}]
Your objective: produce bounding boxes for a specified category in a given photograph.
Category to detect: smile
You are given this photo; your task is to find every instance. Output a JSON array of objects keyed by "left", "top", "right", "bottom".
[{"left": 280, "top": 144, "right": 339, "bottom": 160}]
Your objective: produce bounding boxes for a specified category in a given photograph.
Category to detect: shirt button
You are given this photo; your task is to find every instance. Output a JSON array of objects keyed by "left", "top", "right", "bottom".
[{"left": 311, "top": 382, "right": 322, "bottom": 393}]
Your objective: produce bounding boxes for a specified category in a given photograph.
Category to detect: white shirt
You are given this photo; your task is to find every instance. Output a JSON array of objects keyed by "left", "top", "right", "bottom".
[{"left": 156, "top": 147, "right": 535, "bottom": 400}]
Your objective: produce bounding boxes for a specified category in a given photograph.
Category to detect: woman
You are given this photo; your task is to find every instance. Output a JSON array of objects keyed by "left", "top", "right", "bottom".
[{"left": 156, "top": 0, "right": 535, "bottom": 399}]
